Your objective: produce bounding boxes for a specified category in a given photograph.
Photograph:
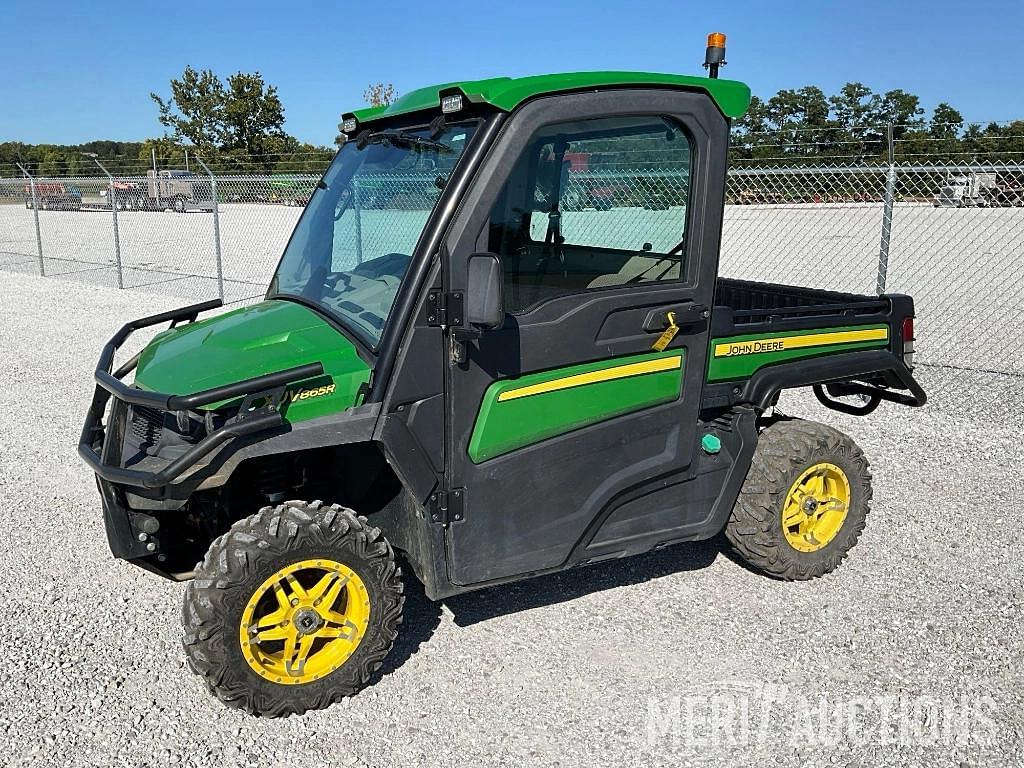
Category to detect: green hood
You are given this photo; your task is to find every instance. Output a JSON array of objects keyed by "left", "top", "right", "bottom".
[{"left": 134, "top": 300, "right": 372, "bottom": 421}]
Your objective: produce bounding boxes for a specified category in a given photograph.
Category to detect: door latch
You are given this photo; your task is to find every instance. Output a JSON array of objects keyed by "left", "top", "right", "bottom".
[{"left": 651, "top": 311, "right": 680, "bottom": 351}]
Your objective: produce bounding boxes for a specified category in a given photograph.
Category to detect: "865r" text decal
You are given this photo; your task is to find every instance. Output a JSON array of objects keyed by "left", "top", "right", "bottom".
[{"left": 289, "top": 383, "right": 336, "bottom": 402}]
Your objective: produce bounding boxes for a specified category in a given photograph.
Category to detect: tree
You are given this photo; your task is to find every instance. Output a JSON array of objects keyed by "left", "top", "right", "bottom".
[
  {"left": 221, "top": 72, "right": 287, "bottom": 158},
  {"left": 151, "top": 66, "right": 227, "bottom": 149},
  {"left": 975, "top": 120, "right": 1024, "bottom": 161},
  {"left": 765, "top": 86, "right": 835, "bottom": 157},
  {"left": 730, "top": 95, "right": 769, "bottom": 160},
  {"left": 826, "top": 82, "right": 881, "bottom": 156},
  {"left": 363, "top": 83, "right": 396, "bottom": 107},
  {"left": 829, "top": 83, "right": 879, "bottom": 128},
  {"left": 136, "top": 137, "right": 184, "bottom": 170},
  {"left": 930, "top": 103, "right": 964, "bottom": 139},
  {"left": 151, "top": 67, "right": 289, "bottom": 167},
  {"left": 334, "top": 83, "right": 398, "bottom": 145},
  {"left": 876, "top": 89, "right": 925, "bottom": 136}
]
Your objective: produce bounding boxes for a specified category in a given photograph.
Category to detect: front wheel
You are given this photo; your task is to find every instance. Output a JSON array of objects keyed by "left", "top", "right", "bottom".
[
  {"left": 182, "top": 501, "right": 404, "bottom": 717},
  {"left": 724, "top": 419, "right": 871, "bottom": 580}
]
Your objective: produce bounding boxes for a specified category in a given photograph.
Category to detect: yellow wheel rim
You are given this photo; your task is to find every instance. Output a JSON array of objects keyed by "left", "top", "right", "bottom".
[
  {"left": 239, "top": 559, "right": 370, "bottom": 686},
  {"left": 781, "top": 462, "right": 851, "bottom": 553}
]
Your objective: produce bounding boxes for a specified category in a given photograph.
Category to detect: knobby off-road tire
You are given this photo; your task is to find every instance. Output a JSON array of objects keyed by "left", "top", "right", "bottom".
[
  {"left": 182, "top": 501, "right": 404, "bottom": 717},
  {"left": 724, "top": 419, "right": 872, "bottom": 580}
]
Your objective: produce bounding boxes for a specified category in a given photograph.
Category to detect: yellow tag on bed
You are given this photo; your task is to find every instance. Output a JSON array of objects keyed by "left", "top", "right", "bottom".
[{"left": 652, "top": 312, "right": 679, "bottom": 351}]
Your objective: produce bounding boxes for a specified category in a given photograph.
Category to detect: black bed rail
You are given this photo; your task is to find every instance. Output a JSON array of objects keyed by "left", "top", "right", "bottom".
[{"left": 714, "top": 277, "right": 892, "bottom": 328}]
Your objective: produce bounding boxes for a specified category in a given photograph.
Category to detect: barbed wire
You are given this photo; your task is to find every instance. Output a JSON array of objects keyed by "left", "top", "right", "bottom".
[{"left": 735, "top": 118, "right": 1023, "bottom": 138}]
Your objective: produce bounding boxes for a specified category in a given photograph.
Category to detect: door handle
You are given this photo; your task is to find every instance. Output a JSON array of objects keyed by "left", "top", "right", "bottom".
[{"left": 642, "top": 304, "right": 709, "bottom": 333}]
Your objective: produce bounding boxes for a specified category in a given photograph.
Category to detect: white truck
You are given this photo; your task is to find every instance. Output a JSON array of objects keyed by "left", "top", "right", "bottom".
[
  {"left": 110, "top": 170, "right": 213, "bottom": 212},
  {"left": 933, "top": 171, "right": 1024, "bottom": 208}
]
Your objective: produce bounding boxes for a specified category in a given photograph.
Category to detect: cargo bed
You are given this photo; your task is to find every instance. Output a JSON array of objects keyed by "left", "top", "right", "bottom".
[{"left": 705, "top": 277, "right": 925, "bottom": 414}]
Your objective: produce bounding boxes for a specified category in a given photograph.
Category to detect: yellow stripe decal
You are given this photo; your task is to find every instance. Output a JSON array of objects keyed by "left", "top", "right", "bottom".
[
  {"left": 713, "top": 328, "right": 888, "bottom": 358},
  {"left": 496, "top": 355, "right": 683, "bottom": 402}
]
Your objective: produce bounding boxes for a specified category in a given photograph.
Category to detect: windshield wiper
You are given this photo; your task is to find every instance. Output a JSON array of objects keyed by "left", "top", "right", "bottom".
[{"left": 357, "top": 130, "right": 453, "bottom": 154}]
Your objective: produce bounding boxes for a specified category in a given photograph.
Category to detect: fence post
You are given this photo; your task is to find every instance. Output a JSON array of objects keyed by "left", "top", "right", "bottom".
[
  {"left": 152, "top": 148, "right": 161, "bottom": 209},
  {"left": 876, "top": 123, "right": 896, "bottom": 295},
  {"left": 15, "top": 163, "right": 45, "bottom": 276},
  {"left": 83, "top": 154, "right": 124, "bottom": 289},
  {"left": 194, "top": 156, "right": 224, "bottom": 302},
  {"left": 353, "top": 178, "right": 363, "bottom": 264}
]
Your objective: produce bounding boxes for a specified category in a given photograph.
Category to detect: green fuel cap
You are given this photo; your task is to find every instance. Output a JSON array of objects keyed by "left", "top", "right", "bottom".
[{"left": 701, "top": 433, "right": 722, "bottom": 455}]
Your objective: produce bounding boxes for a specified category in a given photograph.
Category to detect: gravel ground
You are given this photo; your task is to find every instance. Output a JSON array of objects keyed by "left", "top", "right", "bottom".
[{"left": 0, "top": 273, "right": 1021, "bottom": 767}]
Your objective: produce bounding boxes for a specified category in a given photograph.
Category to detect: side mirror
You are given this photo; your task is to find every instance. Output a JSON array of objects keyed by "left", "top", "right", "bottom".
[{"left": 465, "top": 252, "right": 504, "bottom": 330}]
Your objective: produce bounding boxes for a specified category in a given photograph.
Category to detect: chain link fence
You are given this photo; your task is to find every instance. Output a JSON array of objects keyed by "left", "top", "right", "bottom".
[
  {"left": 1, "top": 145, "right": 1022, "bottom": 399},
  {"left": 722, "top": 161, "right": 1024, "bottom": 384}
]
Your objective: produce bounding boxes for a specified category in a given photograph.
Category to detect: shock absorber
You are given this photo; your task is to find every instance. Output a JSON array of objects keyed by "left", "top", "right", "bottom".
[{"left": 258, "top": 460, "right": 292, "bottom": 504}]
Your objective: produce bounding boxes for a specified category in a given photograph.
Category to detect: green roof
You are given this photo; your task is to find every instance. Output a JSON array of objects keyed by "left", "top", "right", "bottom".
[{"left": 348, "top": 71, "right": 750, "bottom": 124}]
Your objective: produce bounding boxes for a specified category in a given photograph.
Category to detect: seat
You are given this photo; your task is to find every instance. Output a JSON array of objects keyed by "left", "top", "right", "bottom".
[{"left": 587, "top": 252, "right": 677, "bottom": 288}]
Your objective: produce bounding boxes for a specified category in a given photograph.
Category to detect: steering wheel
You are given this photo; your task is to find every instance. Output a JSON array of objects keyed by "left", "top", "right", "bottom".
[{"left": 351, "top": 252, "right": 411, "bottom": 278}]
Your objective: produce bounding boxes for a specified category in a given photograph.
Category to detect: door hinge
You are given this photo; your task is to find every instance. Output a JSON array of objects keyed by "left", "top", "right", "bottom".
[
  {"left": 425, "top": 290, "right": 464, "bottom": 328},
  {"left": 427, "top": 488, "right": 465, "bottom": 525}
]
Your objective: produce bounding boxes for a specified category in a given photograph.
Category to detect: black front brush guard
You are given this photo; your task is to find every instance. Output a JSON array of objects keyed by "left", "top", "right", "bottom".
[{"left": 79, "top": 299, "right": 324, "bottom": 489}]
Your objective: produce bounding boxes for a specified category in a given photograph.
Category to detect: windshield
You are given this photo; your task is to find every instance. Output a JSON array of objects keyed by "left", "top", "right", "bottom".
[{"left": 268, "top": 121, "right": 479, "bottom": 346}]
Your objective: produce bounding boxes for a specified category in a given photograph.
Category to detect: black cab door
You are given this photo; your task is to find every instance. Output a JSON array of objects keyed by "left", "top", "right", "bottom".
[{"left": 440, "top": 89, "right": 730, "bottom": 585}]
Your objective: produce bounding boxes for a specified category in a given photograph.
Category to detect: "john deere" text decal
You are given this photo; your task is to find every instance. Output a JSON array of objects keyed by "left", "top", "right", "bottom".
[{"left": 714, "top": 328, "right": 888, "bottom": 358}]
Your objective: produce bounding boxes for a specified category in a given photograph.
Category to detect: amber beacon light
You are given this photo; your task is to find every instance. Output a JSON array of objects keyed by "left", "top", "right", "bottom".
[{"left": 704, "top": 32, "right": 727, "bottom": 78}]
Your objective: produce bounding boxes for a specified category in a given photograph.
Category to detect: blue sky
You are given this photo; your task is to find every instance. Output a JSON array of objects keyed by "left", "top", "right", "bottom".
[{"left": 2, "top": 0, "right": 1022, "bottom": 146}]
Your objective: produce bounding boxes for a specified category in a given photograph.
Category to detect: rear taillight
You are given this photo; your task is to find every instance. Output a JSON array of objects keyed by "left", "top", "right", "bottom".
[{"left": 901, "top": 316, "right": 915, "bottom": 369}]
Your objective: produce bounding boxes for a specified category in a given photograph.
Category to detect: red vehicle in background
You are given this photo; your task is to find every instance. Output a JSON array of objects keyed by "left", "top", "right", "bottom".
[
  {"left": 24, "top": 182, "right": 82, "bottom": 211},
  {"left": 562, "top": 151, "right": 621, "bottom": 210}
]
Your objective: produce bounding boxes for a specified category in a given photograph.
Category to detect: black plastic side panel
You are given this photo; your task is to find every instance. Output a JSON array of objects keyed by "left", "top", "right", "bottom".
[
  {"left": 185, "top": 404, "right": 381, "bottom": 493},
  {"left": 377, "top": 413, "right": 440, "bottom": 504},
  {"left": 365, "top": 488, "right": 452, "bottom": 601},
  {"left": 583, "top": 407, "right": 756, "bottom": 552}
]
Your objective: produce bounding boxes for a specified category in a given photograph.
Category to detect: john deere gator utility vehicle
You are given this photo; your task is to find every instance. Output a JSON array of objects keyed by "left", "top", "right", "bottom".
[{"left": 80, "top": 35, "right": 925, "bottom": 716}]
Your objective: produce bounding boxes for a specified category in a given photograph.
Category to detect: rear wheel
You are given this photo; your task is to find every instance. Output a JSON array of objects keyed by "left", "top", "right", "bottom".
[
  {"left": 182, "top": 500, "right": 404, "bottom": 716},
  {"left": 724, "top": 419, "right": 871, "bottom": 580}
]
